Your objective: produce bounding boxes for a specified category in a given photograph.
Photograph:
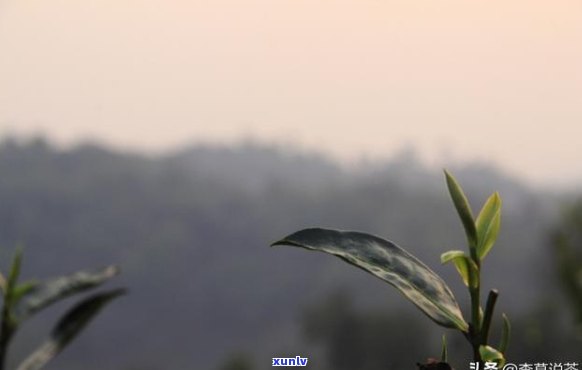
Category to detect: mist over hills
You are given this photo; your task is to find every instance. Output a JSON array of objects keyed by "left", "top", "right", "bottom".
[{"left": 0, "top": 137, "right": 572, "bottom": 369}]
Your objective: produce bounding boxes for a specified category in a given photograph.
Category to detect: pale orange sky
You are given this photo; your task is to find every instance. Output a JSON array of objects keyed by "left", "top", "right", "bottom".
[{"left": 1, "top": 0, "right": 581, "bottom": 185}]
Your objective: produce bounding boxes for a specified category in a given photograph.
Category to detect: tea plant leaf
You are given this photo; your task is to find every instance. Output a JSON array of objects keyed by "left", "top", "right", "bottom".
[
  {"left": 6, "top": 248, "right": 24, "bottom": 301},
  {"left": 15, "top": 289, "right": 126, "bottom": 370},
  {"left": 440, "top": 250, "right": 465, "bottom": 263},
  {"left": 272, "top": 228, "right": 468, "bottom": 331},
  {"left": 16, "top": 266, "right": 119, "bottom": 320},
  {"left": 441, "top": 250, "right": 469, "bottom": 285},
  {"left": 12, "top": 281, "right": 38, "bottom": 306},
  {"left": 441, "top": 334, "right": 448, "bottom": 362},
  {"left": 499, "top": 313, "right": 511, "bottom": 353},
  {"left": 479, "top": 345, "right": 505, "bottom": 367},
  {"left": 476, "top": 192, "right": 502, "bottom": 260},
  {"left": 441, "top": 251, "right": 478, "bottom": 288},
  {"left": 444, "top": 171, "right": 477, "bottom": 250}
]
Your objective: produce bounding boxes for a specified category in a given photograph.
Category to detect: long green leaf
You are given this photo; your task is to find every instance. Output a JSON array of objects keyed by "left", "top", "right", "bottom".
[
  {"left": 499, "top": 313, "right": 511, "bottom": 353},
  {"left": 272, "top": 228, "right": 468, "bottom": 331},
  {"left": 15, "top": 289, "right": 126, "bottom": 370},
  {"left": 444, "top": 170, "right": 477, "bottom": 251},
  {"left": 16, "top": 266, "right": 119, "bottom": 320},
  {"left": 476, "top": 192, "right": 502, "bottom": 259}
]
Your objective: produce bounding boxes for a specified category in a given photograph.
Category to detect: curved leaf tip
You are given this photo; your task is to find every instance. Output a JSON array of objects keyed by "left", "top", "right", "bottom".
[
  {"left": 441, "top": 250, "right": 478, "bottom": 288},
  {"left": 479, "top": 345, "right": 505, "bottom": 367}
]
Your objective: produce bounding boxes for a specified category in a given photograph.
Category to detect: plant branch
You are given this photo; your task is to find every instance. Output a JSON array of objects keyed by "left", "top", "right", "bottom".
[
  {"left": 0, "top": 298, "right": 16, "bottom": 370},
  {"left": 468, "top": 258, "right": 482, "bottom": 363},
  {"left": 480, "top": 289, "right": 499, "bottom": 345}
]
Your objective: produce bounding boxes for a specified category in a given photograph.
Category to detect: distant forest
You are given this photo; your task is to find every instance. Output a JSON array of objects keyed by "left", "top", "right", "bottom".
[{"left": 0, "top": 137, "right": 579, "bottom": 370}]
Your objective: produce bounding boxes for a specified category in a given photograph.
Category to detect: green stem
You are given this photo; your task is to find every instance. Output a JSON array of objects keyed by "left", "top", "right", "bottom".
[
  {"left": 468, "top": 258, "right": 482, "bottom": 363},
  {"left": 0, "top": 285, "right": 17, "bottom": 370},
  {"left": 470, "top": 286, "right": 481, "bottom": 335},
  {"left": 0, "top": 302, "right": 14, "bottom": 370},
  {"left": 469, "top": 288, "right": 481, "bottom": 362}
]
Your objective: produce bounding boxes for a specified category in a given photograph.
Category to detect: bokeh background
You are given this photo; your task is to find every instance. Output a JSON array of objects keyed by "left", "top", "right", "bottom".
[{"left": 1, "top": 1, "right": 581, "bottom": 369}]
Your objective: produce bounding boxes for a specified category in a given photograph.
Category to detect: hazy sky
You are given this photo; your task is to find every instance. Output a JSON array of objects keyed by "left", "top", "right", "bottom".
[{"left": 1, "top": 0, "right": 581, "bottom": 185}]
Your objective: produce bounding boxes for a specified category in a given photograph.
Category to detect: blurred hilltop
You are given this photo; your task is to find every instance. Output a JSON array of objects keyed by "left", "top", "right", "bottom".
[{"left": 0, "top": 136, "right": 576, "bottom": 369}]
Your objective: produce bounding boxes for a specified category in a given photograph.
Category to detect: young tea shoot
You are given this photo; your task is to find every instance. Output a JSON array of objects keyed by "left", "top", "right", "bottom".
[{"left": 271, "top": 170, "right": 510, "bottom": 367}]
